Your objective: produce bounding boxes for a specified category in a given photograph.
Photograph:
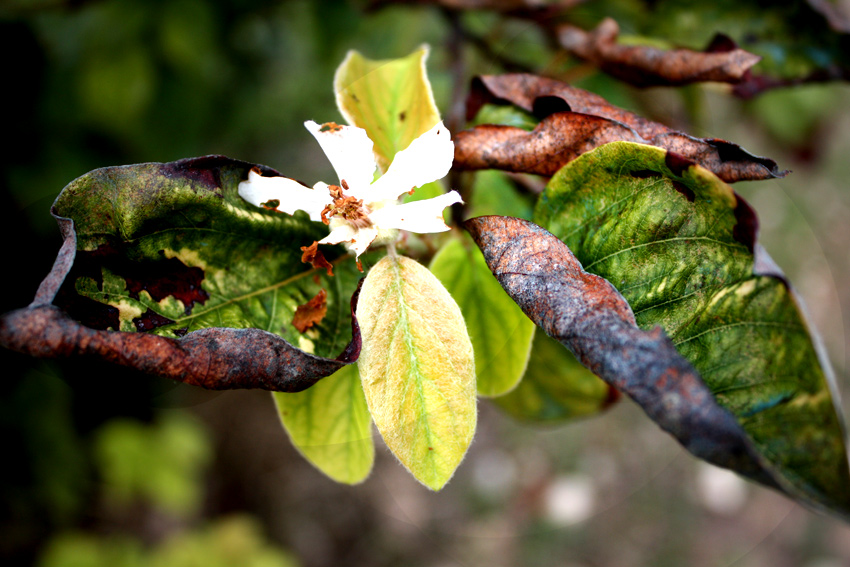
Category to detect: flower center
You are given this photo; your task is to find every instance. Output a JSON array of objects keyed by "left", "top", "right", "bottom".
[{"left": 321, "top": 181, "right": 372, "bottom": 228}]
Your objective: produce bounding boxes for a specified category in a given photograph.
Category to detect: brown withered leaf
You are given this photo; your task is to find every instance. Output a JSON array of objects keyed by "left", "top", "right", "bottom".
[
  {"left": 455, "top": 113, "right": 642, "bottom": 176},
  {"left": 464, "top": 215, "right": 779, "bottom": 488},
  {"left": 0, "top": 303, "right": 358, "bottom": 392},
  {"left": 301, "top": 241, "right": 334, "bottom": 276},
  {"left": 557, "top": 18, "right": 761, "bottom": 87},
  {"left": 457, "top": 73, "right": 787, "bottom": 182},
  {"left": 293, "top": 289, "right": 329, "bottom": 333}
]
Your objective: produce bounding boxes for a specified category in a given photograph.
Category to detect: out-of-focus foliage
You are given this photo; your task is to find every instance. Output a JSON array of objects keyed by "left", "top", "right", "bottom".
[
  {"left": 38, "top": 516, "right": 298, "bottom": 567},
  {"left": 35, "top": 412, "right": 296, "bottom": 567},
  {"left": 93, "top": 415, "right": 211, "bottom": 515}
]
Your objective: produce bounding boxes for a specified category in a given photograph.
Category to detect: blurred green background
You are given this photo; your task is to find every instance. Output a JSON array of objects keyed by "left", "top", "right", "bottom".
[{"left": 2, "top": 1, "right": 850, "bottom": 566}]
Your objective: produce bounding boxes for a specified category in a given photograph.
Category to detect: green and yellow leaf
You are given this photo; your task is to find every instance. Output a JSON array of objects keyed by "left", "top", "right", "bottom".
[
  {"left": 535, "top": 141, "right": 850, "bottom": 516},
  {"left": 334, "top": 47, "right": 441, "bottom": 172},
  {"left": 274, "top": 364, "right": 374, "bottom": 485}
]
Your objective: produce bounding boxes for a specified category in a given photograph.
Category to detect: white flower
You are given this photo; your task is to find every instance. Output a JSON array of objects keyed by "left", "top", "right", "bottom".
[{"left": 239, "top": 120, "right": 461, "bottom": 260}]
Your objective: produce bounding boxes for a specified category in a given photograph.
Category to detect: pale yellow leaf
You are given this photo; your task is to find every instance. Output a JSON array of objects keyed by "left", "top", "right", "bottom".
[{"left": 357, "top": 255, "right": 476, "bottom": 490}]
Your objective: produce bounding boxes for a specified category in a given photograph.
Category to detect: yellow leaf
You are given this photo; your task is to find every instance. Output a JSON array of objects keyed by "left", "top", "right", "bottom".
[{"left": 357, "top": 255, "right": 476, "bottom": 490}]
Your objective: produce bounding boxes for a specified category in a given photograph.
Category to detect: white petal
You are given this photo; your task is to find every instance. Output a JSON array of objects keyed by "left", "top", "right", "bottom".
[
  {"left": 360, "top": 121, "right": 454, "bottom": 203},
  {"left": 238, "top": 170, "right": 330, "bottom": 222},
  {"left": 304, "top": 120, "right": 377, "bottom": 191},
  {"left": 319, "top": 223, "right": 378, "bottom": 259},
  {"left": 347, "top": 226, "right": 379, "bottom": 258},
  {"left": 319, "top": 220, "right": 357, "bottom": 245},
  {"left": 368, "top": 190, "right": 462, "bottom": 234}
]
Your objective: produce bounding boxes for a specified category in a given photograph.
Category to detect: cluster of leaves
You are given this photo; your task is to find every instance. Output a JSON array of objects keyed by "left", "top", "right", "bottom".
[
  {"left": 389, "top": 0, "right": 850, "bottom": 96},
  {"left": 2, "top": 4, "right": 850, "bottom": 524}
]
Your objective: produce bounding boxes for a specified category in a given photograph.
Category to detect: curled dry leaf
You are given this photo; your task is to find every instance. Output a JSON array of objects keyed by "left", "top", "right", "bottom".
[
  {"left": 301, "top": 241, "right": 334, "bottom": 276},
  {"left": 464, "top": 215, "right": 777, "bottom": 487},
  {"left": 0, "top": 156, "right": 364, "bottom": 392},
  {"left": 558, "top": 18, "right": 761, "bottom": 87},
  {"left": 456, "top": 73, "right": 787, "bottom": 182},
  {"left": 292, "top": 289, "right": 329, "bottom": 333},
  {"left": 0, "top": 303, "right": 359, "bottom": 392}
]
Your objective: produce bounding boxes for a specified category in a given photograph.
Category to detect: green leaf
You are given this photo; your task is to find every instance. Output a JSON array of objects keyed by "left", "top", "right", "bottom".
[
  {"left": 356, "top": 255, "right": 476, "bottom": 490},
  {"left": 470, "top": 103, "right": 537, "bottom": 131},
  {"left": 493, "top": 330, "right": 617, "bottom": 423},
  {"left": 430, "top": 235, "right": 535, "bottom": 396},
  {"left": 334, "top": 47, "right": 441, "bottom": 172},
  {"left": 273, "top": 364, "right": 374, "bottom": 485},
  {"left": 534, "top": 141, "right": 850, "bottom": 516},
  {"left": 51, "top": 157, "right": 361, "bottom": 361},
  {"left": 468, "top": 170, "right": 535, "bottom": 220}
]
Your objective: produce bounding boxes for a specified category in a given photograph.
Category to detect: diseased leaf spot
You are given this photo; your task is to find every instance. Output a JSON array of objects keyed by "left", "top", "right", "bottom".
[
  {"left": 664, "top": 151, "right": 695, "bottom": 176},
  {"left": 705, "top": 33, "right": 738, "bottom": 54},
  {"left": 399, "top": 111, "right": 406, "bottom": 121},
  {"left": 133, "top": 309, "right": 176, "bottom": 332},
  {"left": 732, "top": 194, "right": 759, "bottom": 253},
  {"left": 57, "top": 244, "right": 209, "bottom": 319},
  {"left": 672, "top": 180, "right": 695, "bottom": 202},
  {"left": 630, "top": 169, "right": 662, "bottom": 179},
  {"left": 122, "top": 257, "right": 209, "bottom": 315},
  {"left": 55, "top": 290, "right": 120, "bottom": 331}
]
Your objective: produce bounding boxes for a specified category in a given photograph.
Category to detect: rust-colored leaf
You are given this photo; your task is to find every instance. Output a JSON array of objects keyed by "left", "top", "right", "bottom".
[
  {"left": 0, "top": 303, "right": 358, "bottom": 392},
  {"left": 464, "top": 215, "right": 779, "bottom": 487},
  {"left": 292, "top": 289, "right": 329, "bottom": 333},
  {"left": 454, "top": 113, "right": 643, "bottom": 176},
  {"left": 457, "top": 73, "right": 787, "bottom": 182},
  {"left": 301, "top": 241, "right": 334, "bottom": 276},
  {"left": 557, "top": 18, "right": 761, "bottom": 87}
]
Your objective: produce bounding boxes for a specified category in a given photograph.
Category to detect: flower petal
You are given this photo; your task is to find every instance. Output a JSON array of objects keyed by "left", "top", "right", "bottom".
[
  {"left": 368, "top": 190, "right": 462, "bottom": 234},
  {"left": 319, "top": 222, "right": 379, "bottom": 259},
  {"left": 304, "top": 120, "right": 377, "bottom": 191},
  {"left": 359, "top": 121, "right": 454, "bottom": 203},
  {"left": 238, "top": 170, "right": 330, "bottom": 222},
  {"left": 319, "top": 220, "right": 358, "bottom": 245}
]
